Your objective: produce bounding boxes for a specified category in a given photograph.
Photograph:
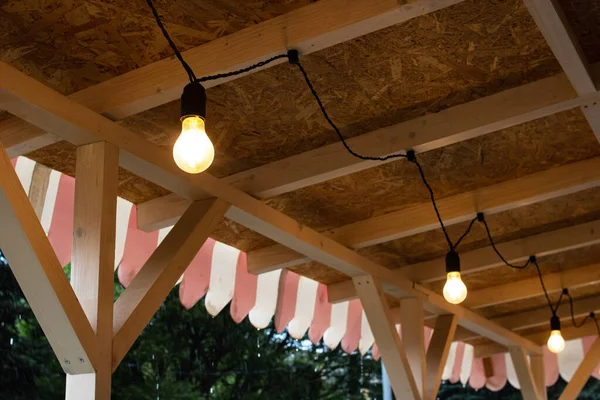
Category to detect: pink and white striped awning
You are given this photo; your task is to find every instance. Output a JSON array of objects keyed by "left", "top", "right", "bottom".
[{"left": 9, "top": 156, "right": 600, "bottom": 390}]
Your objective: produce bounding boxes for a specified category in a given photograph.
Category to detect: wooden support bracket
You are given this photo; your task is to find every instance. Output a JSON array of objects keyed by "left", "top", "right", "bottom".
[
  {"left": 111, "top": 198, "right": 230, "bottom": 370},
  {"left": 353, "top": 275, "right": 421, "bottom": 400}
]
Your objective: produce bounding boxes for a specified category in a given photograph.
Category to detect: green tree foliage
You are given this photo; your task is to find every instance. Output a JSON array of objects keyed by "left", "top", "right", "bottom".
[{"left": 1, "top": 255, "right": 598, "bottom": 399}]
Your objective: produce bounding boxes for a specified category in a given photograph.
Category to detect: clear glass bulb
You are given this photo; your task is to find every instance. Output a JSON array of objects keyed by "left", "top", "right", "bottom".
[
  {"left": 443, "top": 271, "right": 468, "bottom": 304},
  {"left": 547, "top": 329, "right": 565, "bottom": 353},
  {"left": 173, "top": 116, "right": 214, "bottom": 174}
]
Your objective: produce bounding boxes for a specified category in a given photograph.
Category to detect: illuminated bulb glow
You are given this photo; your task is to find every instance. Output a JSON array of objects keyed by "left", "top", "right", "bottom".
[
  {"left": 443, "top": 271, "right": 468, "bottom": 304},
  {"left": 547, "top": 329, "right": 565, "bottom": 353},
  {"left": 173, "top": 116, "right": 214, "bottom": 174}
]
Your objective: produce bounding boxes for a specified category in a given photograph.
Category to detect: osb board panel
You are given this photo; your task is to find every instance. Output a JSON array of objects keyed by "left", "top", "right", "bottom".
[
  {"left": 0, "top": 0, "right": 312, "bottom": 95},
  {"left": 120, "top": 0, "right": 561, "bottom": 183},
  {"left": 558, "top": 0, "right": 600, "bottom": 64}
]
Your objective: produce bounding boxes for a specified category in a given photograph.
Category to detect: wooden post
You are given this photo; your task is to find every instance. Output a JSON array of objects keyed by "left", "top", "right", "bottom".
[
  {"left": 558, "top": 338, "right": 600, "bottom": 400},
  {"left": 425, "top": 314, "right": 458, "bottom": 400},
  {"left": 509, "top": 346, "right": 541, "bottom": 400},
  {"left": 0, "top": 143, "right": 98, "bottom": 374},
  {"left": 112, "top": 198, "right": 230, "bottom": 370},
  {"left": 353, "top": 275, "right": 421, "bottom": 399},
  {"left": 400, "top": 297, "right": 426, "bottom": 397},
  {"left": 66, "top": 142, "right": 119, "bottom": 399}
]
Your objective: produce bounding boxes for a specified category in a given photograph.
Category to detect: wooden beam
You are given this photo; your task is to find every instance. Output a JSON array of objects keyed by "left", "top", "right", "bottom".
[
  {"left": 138, "top": 71, "right": 595, "bottom": 232},
  {"left": 466, "top": 265, "right": 600, "bottom": 309},
  {"left": 523, "top": 0, "right": 595, "bottom": 95},
  {"left": 558, "top": 338, "right": 600, "bottom": 400},
  {"left": 460, "top": 294, "right": 600, "bottom": 343},
  {"left": 112, "top": 199, "right": 229, "bottom": 370},
  {"left": 509, "top": 346, "right": 541, "bottom": 400},
  {"left": 66, "top": 142, "right": 119, "bottom": 398},
  {"left": 425, "top": 314, "right": 458, "bottom": 400},
  {"left": 327, "top": 225, "right": 600, "bottom": 304},
  {"left": 400, "top": 297, "right": 426, "bottom": 397},
  {"left": 414, "top": 286, "right": 542, "bottom": 355},
  {"left": 0, "top": 0, "right": 465, "bottom": 157},
  {"left": 0, "top": 143, "right": 97, "bottom": 374},
  {"left": 523, "top": 0, "right": 600, "bottom": 142},
  {"left": 0, "top": 61, "right": 542, "bottom": 356},
  {"left": 475, "top": 321, "right": 600, "bottom": 358},
  {"left": 248, "top": 158, "right": 600, "bottom": 274},
  {"left": 354, "top": 276, "right": 421, "bottom": 399},
  {"left": 531, "top": 354, "right": 547, "bottom": 400}
]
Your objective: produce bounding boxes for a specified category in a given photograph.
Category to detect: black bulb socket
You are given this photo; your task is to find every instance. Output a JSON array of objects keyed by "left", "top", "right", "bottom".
[
  {"left": 445, "top": 250, "right": 460, "bottom": 274},
  {"left": 180, "top": 81, "right": 207, "bottom": 121},
  {"left": 550, "top": 315, "right": 561, "bottom": 331},
  {"left": 287, "top": 49, "right": 300, "bottom": 65}
]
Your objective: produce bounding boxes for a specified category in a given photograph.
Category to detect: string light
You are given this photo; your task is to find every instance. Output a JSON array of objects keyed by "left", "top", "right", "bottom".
[{"left": 145, "top": 0, "right": 600, "bottom": 345}]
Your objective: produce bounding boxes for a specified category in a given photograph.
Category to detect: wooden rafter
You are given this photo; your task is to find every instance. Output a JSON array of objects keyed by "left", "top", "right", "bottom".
[
  {"left": 0, "top": 0, "right": 465, "bottom": 157},
  {"left": 400, "top": 297, "right": 426, "bottom": 397},
  {"left": 112, "top": 198, "right": 229, "bottom": 370},
  {"left": 523, "top": 0, "right": 600, "bottom": 140},
  {"left": 475, "top": 321, "right": 600, "bottom": 358},
  {"left": 66, "top": 141, "right": 119, "bottom": 398},
  {"left": 0, "top": 60, "right": 542, "bottom": 355},
  {"left": 0, "top": 143, "right": 98, "bottom": 374},
  {"left": 248, "top": 161, "right": 600, "bottom": 275},
  {"left": 327, "top": 222, "right": 600, "bottom": 304}
]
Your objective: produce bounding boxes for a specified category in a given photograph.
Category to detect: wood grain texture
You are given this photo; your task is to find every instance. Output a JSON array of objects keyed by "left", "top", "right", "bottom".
[
  {"left": 0, "top": 143, "right": 97, "bottom": 374},
  {"left": 425, "top": 315, "right": 458, "bottom": 400},
  {"left": 68, "top": 141, "right": 119, "bottom": 397}
]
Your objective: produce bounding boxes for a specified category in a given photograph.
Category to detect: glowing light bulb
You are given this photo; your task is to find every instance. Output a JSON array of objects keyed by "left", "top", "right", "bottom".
[
  {"left": 443, "top": 271, "right": 468, "bottom": 304},
  {"left": 173, "top": 116, "right": 214, "bottom": 174},
  {"left": 547, "top": 329, "right": 565, "bottom": 354}
]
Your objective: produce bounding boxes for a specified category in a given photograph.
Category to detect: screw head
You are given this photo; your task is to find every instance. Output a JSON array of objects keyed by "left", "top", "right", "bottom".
[
  {"left": 64, "top": 359, "right": 71, "bottom": 365},
  {"left": 79, "top": 357, "right": 85, "bottom": 363}
]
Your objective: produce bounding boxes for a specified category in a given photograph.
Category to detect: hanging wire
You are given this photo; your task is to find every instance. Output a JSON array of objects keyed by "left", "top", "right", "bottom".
[
  {"left": 146, "top": 0, "right": 287, "bottom": 85},
  {"left": 453, "top": 216, "right": 479, "bottom": 250},
  {"left": 196, "top": 54, "right": 289, "bottom": 83},
  {"left": 480, "top": 216, "right": 531, "bottom": 270},
  {"left": 561, "top": 290, "right": 600, "bottom": 335},
  {"left": 139, "top": 9, "right": 600, "bottom": 335},
  {"left": 293, "top": 62, "right": 410, "bottom": 163},
  {"left": 145, "top": 0, "right": 197, "bottom": 83}
]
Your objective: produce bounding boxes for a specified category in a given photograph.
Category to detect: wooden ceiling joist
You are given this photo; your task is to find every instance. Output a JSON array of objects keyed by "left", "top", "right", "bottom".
[
  {"left": 137, "top": 70, "right": 600, "bottom": 233},
  {"left": 248, "top": 158, "right": 600, "bottom": 275},
  {"left": 476, "top": 321, "right": 600, "bottom": 358},
  {"left": 459, "top": 294, "right": 600, "bottom": 343},
  {"left": 0, "top": 0, "right": 464, "bottom": 158},
  {"left": 329, "top": 262, "right": 600, "bottom": 308},
  {"left": 523, "top": 0, "right": 600, "bottom": 140},
  {"left": 0, "top": 61, "right": 543, "bottom": 355}
]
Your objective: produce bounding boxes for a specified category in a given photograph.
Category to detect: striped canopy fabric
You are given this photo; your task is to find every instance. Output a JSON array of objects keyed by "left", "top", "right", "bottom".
[{"left": 9, "top": 156, "right": 600, "bottom": 390}]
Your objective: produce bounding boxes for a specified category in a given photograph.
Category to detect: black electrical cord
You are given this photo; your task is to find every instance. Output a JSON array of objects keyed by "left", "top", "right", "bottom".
[
  {"left": 145, "top": 0, "right": 197, "bottom": 83},
  {"left": 292, "top": 62, "right": 410, "bottom": 163},
  {"left": 197, "top": 54, "right": 289, "bottom": 83},
  {"left": 453, "top": 216, "right": 479, "bottom": 250},
  {"left": 142, "top": 6, "right": 598, "bottom": 334},
  {"left": 146, "top": 0, "right": 287, "bottom": 85},
  {"left": 480, "top": 216, "right": 531, "bottom": 270},
  {"left": 562, "top": 290, "right": 600, "bottom": 335}
]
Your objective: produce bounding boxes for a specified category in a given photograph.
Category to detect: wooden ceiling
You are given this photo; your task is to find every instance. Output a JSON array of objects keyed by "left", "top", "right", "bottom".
[{"left": 2, "top": 0, "right": 600, "bottom": 351}]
